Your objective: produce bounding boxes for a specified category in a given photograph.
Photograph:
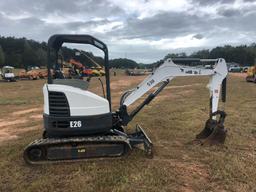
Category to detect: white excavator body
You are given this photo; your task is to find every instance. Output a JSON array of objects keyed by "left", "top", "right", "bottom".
[{"left": 23, "top": 34, "right": 228, "bottom": 165}]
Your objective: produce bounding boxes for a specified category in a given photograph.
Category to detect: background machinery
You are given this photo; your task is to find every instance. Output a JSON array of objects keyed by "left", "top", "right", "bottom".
[
  {"left": 1, "top": 66, "right": 16, "bottom": 82},
  {"left": 68, "top": 58, "right": 93, "bottom": 78},
  {"left": 18, "top": 68, "right": 48, "bottom": 80},
  {"left": 246, "top": 64, "right": 256, "bottom": 83},
  {"left": 24, "top": 34, "right": 228, "bottom": 164},
  {"left": 76, "top": 50, "right": 105, "bottom": 76}
]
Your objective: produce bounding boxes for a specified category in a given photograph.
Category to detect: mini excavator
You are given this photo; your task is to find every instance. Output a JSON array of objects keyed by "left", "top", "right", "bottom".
[{"left": 24, "top": 34, "right": 228, "bottom": 164}]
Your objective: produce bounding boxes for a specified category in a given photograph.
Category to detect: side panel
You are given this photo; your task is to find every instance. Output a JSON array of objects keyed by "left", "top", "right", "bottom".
[
  {"left": 45, "top": 84, "right": 110, "bottom": 116},
  {"left": 4, "top": 73, "right": 15, "bottom": 78},
  {"left": 43, "top": 85, "right": 49, "bottom": 115},
  {"left": 44, "top": 113, "right": 113, "bottom": 137}
]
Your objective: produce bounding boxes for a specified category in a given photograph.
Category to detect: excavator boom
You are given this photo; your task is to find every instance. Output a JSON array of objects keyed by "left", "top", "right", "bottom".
[
  {"left": 122, "top": 58, "right": 228, "bottom": 115},
  {"left": 118, "top": 58, "right": 228, "bottom": 145}
]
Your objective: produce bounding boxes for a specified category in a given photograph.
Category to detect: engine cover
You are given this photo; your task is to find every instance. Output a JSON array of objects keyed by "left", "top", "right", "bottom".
[
  {"left": 44, "top": 84, "right": 110, "bottom": 116},
  {"left": 43, "top": 84, "right": 113, "bottom": 137}
]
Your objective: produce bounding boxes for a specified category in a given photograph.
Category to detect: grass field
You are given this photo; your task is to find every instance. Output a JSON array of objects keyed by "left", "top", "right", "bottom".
[{"left": 0, "top": 72, "right": 256, "bottom": 192}]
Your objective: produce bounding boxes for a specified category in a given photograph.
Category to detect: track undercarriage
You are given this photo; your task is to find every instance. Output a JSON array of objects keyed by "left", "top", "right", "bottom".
[
  {"left": 24, "top": 125, "right": 153, "bottom": 165},
  {"left": 24, "top": 112, "right": 227, "bottom": 165}
]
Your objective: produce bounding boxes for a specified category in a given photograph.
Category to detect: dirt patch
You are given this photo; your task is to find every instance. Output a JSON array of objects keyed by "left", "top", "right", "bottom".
[
  {"left": 152, "top": 93, "right": 179, "bottom": 103},
  {"left": 12, "top": 108, "right": 42, "bottom": 116},
  {"left": 176, "top": 89, "right": 195, "bottom": 97},
  {"left": 152, "top": 158, "right": 209, "bottom": 178},
  {"left": 30, "top": 114, "right": 42, "bottom": 119},
  {"left": 229, "top": 73, "right": 247, "bottom": 78},
  {"left": 111, "top": 81, "right": 200, "bottom": 109},
  {"left": 0, "top": 119, "right": 28, "bottom": 128},
  {"left": 166, "top": 83, "right": 202, "bottom": 89},
  {"left": 177, "top": 162, "right": 209, "bottom": 192},
  {"left": 180, "top": 186, "right": 195, "bottom": 192},
  {"left": 0, "top": 131, "right": 18, "bottom": 142},
  {"left": 0, "top": 125, "right": 39, "bottom": 143},
  {"left": 0, "top": 114, "right": 40, "bottom": 143},
  {"left": 152, "top": 158, "right": 209, "bottom": 191},
  {"left": 0, "top": 106, "right": 42, "bottom": 143},
  {"left": 153, "top": 89, "right": 195, "bottom": 104},
  {"left": 111, "top": 80, "right": 129, "bottom": 90},
  {"left": 111, "top": 76, "right": 145, "bottom": 90}
]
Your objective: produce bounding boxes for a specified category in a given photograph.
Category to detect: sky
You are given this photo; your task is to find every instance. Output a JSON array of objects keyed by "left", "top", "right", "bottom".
[{"left": 0, "top": 0, "right": 256, "bottom": 63}]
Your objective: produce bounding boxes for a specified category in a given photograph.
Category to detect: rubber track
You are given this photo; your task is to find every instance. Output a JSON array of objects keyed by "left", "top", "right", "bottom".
[{"left": 24, "top": 135, "right": 131, "bottom": 165}]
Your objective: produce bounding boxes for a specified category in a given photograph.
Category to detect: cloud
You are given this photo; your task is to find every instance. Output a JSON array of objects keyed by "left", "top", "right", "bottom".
[
  {"left": 192, "top": 0, "right": 235, "bottom": 6},
  {"left": 0, "top": 0, "right": 256, "bottom": 63},
  {"left": 193, "top": 34, "right": 204, "bottom": 39},
  {"left": 109, "top": 0, "right": 191, "bottom": 19},
  {"left": 217, "top": 7, "right": 241, "bottom": 17},
  {"left": 107, "top": 12, "right": 206, "bottom": 40}
]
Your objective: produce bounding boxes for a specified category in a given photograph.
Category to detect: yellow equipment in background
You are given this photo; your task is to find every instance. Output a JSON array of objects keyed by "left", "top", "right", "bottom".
[
  {"left": 91, "top": 67, "right": 101, "bottom": 76},
  {"left": 246, "top": 65, "right": 256, "bottom": 83},
  {"left": 81, "top": 51, "right": 105, "bottom": 76},
  {"left": 91, "top": 66, "right": 105, "bottom": 76}
]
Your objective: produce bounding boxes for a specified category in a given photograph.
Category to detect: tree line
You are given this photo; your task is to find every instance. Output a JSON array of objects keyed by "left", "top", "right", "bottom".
[
  {"left": 152, "top": 44, "right": 256, "bottom": 68},
  {"left": 0, "top": 36, "right": 255, "bottom": 69},
  {"left": 0, "top": 36, "right": 143, "bottom": 70}
]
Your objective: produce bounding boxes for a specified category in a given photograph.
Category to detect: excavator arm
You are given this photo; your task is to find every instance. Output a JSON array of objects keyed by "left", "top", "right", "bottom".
[{"left": 118, "top": 58, "right": 228, "bottom": 130}]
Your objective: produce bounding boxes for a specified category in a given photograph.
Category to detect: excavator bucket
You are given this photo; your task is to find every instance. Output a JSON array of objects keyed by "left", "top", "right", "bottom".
[
  {"left": 201, "top": 124, "right": 227, "bottom": 145},
  {"left": 194, "top": 111, "right": 227, "bottom": 145}
]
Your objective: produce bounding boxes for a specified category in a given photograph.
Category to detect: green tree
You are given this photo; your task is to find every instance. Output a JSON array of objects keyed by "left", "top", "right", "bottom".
[
  {"left": 109, "top": 58, "right": 138, "bottom": 69},
  {"left": 0, "top": 46, "right": 5, "bottom": 67},
  {"left": 191, "top": 49, "right": 210, "bottom": 59},
  {"left": 36, "top": 48, "right": 47, "bottom": 67},
  {"left": 22, "top": 41, "right": 37, "bottom": 69}
]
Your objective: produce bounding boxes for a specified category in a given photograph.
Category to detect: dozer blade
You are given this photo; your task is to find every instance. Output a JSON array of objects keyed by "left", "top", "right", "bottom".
[
  {"left": 24, "top": 136, "right": 132, "bottom": 165},
  {"left": 129, "top": 124, "right": 153, "bottom": 158},
  {"left": 193, "top": 111, "right": 227, "bottom": 145}
]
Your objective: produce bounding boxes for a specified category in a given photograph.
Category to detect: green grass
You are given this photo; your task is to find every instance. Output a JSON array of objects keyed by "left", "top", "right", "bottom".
[
  {"left": 0, "top": 98, "right": 28, "bottom": 105},
  {"left": 0, "top": 74, "right": 256, "bottom": 192}
]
